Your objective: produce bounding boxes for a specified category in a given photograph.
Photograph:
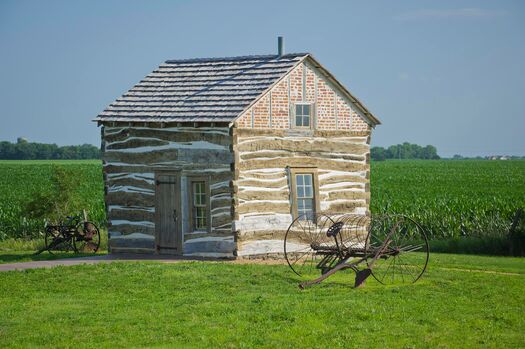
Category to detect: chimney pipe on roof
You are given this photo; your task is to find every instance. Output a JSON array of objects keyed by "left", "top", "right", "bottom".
[{"left": 278, "top": 36, "right": 285, "bottom": 57}]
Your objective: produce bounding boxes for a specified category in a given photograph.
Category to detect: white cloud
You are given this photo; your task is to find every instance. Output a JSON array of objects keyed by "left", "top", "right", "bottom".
[{"left": 393, "top": 8, "right": 507, "bottom": 21}]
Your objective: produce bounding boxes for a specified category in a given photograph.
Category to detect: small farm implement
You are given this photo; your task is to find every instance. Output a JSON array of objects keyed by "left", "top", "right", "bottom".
[
  {"left": 284, "top": 214, "right": 429, "bottom": 288},
  {"left": 35, "top": 211, "right": 101, "bottom": 255}
]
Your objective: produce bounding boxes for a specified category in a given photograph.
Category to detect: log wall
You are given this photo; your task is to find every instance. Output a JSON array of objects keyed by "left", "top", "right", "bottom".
[
  {"left": 232, "top": 128, "right": 371, "bottom": 257},
  {"left": 102, "top": 124, "right": 235, "bottom": 256}
]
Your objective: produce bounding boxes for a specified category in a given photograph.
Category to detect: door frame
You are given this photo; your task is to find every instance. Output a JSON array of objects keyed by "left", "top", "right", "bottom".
[{"left": 154, "top": 170, "right": 182, "bottom": 254}]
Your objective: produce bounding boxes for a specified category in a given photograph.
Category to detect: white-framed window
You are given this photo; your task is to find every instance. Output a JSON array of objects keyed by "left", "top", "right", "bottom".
[
  {"left": 191, "top": 181, "right": 207, "bottom": 230},
  {"left": 294, "top": 103, "right": 313, "bottom": 128},
  {"left": 289, "top": 167, "right": 319, "bottom": 221},
  {"left": 295, "top": 174, "right": 315, "bottom": 219},
  {"left": 188, "top": 177, "right": 210, "bottom": 232}
]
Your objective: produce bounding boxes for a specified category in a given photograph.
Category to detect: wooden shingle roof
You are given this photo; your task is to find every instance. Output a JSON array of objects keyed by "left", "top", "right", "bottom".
[{"left": 95, "top": 53, "right": 307, "bottom": 123}]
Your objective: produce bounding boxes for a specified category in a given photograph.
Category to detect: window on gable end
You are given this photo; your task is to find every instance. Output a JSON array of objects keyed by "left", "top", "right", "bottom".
[{"left": 293, "top": 103, "right": 313, "bottom": 128}]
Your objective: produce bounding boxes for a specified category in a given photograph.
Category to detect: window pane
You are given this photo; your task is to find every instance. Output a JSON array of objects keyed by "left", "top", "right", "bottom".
[
  {"left": 295, "top": 173, "right": 315, "bottom": 220},
  {"left": 297, "top": 185, "right": 304, "bottom": 198},
  {"left": 304, "top": 185, "right": 312, "bottom": 197},
  {"left": 303, "top": 174, "right": 312, "bottom": 186},
  {"left": 303, "top": 199, "right": 313, "bottom": 209},
  {"left": 295, "top": 115, "right": 302, "bottom": 127},
  {"left": 194, "top": 207, "right": 207, "bottom": 229},
  {"left": 296, "top": 174, "right": 303, "bottom": 186},
  {"left": 303, "top": 105, "right": 310, "bottom": 115},
  {"left": 303, "top": 116, "right": 310, "bottom": 127},
  {"left": 192, "top": 181, "right": 207, "bottom": 230}
]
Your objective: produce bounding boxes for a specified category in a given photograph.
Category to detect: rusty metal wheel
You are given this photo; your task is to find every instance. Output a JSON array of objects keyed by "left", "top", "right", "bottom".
[
  {"left": 73, "top": 221, "right": 101, "bottom": 253},
  {"left": 284, "top": 213, "right": 337, "bottom": 278},
  {"left": 365, "top": 215, "right": 429, "bottom": 285}
]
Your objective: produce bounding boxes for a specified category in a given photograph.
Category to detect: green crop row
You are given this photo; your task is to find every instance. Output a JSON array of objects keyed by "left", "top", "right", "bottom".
[
  {"left": 370, "top": 160, "right": 525, "bottom": 239},
  {"left": 0, "top": 160, "right": 105, "bottom": 240},
  {"left": 0, "top": 159, "right": 524, "bottom": 242}
]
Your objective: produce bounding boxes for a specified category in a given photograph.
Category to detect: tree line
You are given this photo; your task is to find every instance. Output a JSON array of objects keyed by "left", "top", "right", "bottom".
[
  {"left": 0, "top": 138, "right": 100, "bottom": 160},
  {"left": 371, "top": 142, "right": 440, "bottom": 161}
]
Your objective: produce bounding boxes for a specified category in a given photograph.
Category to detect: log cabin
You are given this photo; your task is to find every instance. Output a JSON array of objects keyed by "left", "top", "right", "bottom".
[{"left": 94, "top": 40, "right": 381, "bottom": 258}]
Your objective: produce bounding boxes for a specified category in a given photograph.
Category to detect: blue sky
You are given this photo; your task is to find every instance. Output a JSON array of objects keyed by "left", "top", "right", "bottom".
[{"left": 0, "top": 0, "right": 523, "bottom": 157}]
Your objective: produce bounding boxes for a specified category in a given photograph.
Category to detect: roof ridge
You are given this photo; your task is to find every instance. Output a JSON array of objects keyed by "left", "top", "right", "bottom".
[{"left": 164, "top": 53, "right": 309, "bottom": 64}]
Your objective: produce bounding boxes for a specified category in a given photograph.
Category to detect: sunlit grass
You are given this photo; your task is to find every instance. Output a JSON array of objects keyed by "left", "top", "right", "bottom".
[{"left": 0, "top": 253, "right": 523, "bottom": 348}]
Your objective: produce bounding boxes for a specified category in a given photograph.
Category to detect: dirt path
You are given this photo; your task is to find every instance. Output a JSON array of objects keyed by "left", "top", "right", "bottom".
[
  {"left": 0, "top": 254, "right": 217, "bottom": 272},
  {"left": 2, "top": 254, "right": 521, "bottom": 277}
]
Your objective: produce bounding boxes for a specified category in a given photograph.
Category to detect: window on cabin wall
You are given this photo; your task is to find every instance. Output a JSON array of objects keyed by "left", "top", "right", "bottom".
[
  {"left": 296, "top": 174, "right": 314, "bottom": 218},
  {"left": 289, "top": 168, "right": 320, "bottom": 220},
  {"left": 189, "top": 179, "right": 210, "bottom": 232},
  {"left": 292, "top": 103, "right": 314, "bottom": 129}
]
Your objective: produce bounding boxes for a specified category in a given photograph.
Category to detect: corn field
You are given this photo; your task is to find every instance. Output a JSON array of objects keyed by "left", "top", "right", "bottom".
[
  {"left": 0, "top": 159, "right": 524, "bottom": 242},
  {"left": 0, "top": 160, "right": 105, "bottom": 240},
  {"left": 371, "top": 160, "right": 525, "bottom": 239}
]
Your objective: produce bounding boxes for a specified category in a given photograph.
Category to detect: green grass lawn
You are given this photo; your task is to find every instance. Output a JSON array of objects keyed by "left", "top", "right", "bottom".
[{"left": 0, "top": 253, "right": 524, "bottom": 348}]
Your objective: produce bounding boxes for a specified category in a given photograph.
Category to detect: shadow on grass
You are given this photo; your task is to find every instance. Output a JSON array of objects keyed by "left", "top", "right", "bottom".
[{"left": 0, "top": 250, "right": 107, "bottom": 264}]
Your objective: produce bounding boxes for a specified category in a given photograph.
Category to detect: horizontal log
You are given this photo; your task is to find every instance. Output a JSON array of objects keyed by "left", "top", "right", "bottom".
[
  {"left": 106, "top": 191, "right": 155, "bottom": 207},
  {"left": 236, "top": 177, "right": 288, "bottom": 189},
  {"left": 103, "top": 163, "right": 232, "bottom": 175},
  {"left": 237, "top": 189, "right": 289, "bottom": 201},
  {"left": 104, "top": 148, "right": 233, "bottom": 165},
  {"left": 236, "top": 138, "right": 368, "bottom": 154},
  {"left": 106, "top": 137, "right": 169, "bottom": 150},
  {"left": 234, "top": 128, "right": 370, "bottom": 138},
  {"left": 104, "top": 149, "right": 176, "bottom": 164},
  {"left": 238, "top": 157, "right": 367, "bottom": 172},
  {"left": 323, "top": 201, "right": 366, "bottom": 213},
  {"left": 185, "top": 170, "right": 232, "bottom": 180},
  {"left": 211, "top": 185, "right": 232, "bottom": 197},
  {"left": 237, "top": 229, "right": 288, "bottom": 242},
  {"left": 183, "top": 231, "right": 233, "bottom": 241},
  {"left": 109, "top": 223, "right": 155, "bottom": 236},
  {"left": 319, "top": 183, "right": 365, "bottom": 193},
  {"left": 325, "top": 191, "right": 370, "bottom": 201},
  {"left": 319, "top": 174, "right": 367, "bottom": 185},
  {"left": 239, "top": 150, "right": 366, "bottom": 162},
  {"left": 236, "top": 202, "right": 291, "bottom": 215},
  {"left": 238, "top": 171, "right": 286, "bottom": 180},
  {"left": 313, "top": 130, "right": 370, "bottom": 138},
  {"left": 109, "top": 208, "right": 155, "bottom": 222},
  {"left": 105, "top": 127, "right": 231, "bottom": 146},
  {"left": 211, "top": 198, "right": 232, "bottom": 210},
  {"left": 211, "top": 213, "right": 233, "bottom": 228},
  {"left": 107, "top": 177, "right": 154, "bottom": 190}
]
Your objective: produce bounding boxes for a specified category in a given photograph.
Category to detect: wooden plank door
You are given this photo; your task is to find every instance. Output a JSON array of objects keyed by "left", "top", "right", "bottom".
[{"left": 155, "top": 172, "right": 182, "bottom": 254}]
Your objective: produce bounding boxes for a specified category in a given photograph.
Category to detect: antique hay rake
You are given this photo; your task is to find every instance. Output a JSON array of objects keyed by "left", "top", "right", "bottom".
[
  {"left": 35, "top": 212, "right": 101, "bottom": 255},
  {"left": 284, "top": 214, "right": 429, "bottom": 288}
]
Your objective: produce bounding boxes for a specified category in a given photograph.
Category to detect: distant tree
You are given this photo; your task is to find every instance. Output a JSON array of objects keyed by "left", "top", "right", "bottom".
[
  {"left": 452, "top": 154, "right": 463, "bottom": 160},
  {"left": 372, "top": 143, "right": 440, "bottom": 160},
  {"left": 0, "top": 139, "right": 100, "bottom": 160},
  {"left": 371, "top": 147, "right": 387, "bottom": 161},
  {"left": 422, "top": 145, "right": 439, "bottom": 159}
]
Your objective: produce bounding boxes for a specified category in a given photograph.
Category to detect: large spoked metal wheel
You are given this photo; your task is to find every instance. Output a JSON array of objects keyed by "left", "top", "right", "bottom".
[
  {"left": 73, "top": 221, "right": 101, "bottom": 253},
  {"left": 284, "top": 213, "right": 337, "bottom": 278},
  {"left": 335, "top": 214, "right": 372, "bottom": 253},
  {"left": 44, "top": 226, "right": 74, "bottom": 254},
  {"left": 365, "top": 215, "right": 429, "bottom": 285}
]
